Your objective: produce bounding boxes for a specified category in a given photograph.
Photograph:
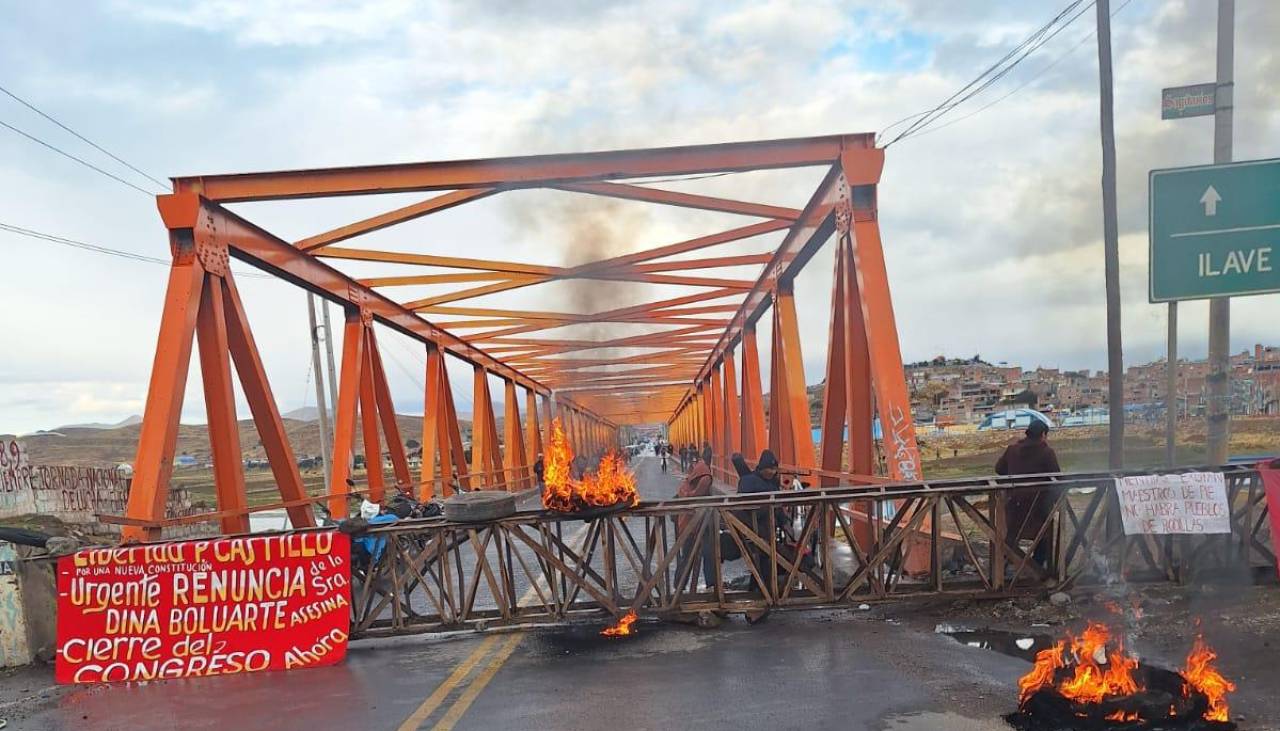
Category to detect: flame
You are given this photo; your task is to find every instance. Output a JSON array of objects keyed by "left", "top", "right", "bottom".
[
  {"left": 601, "top": 610, "right": 637, "bottom": 637},
  {"left": 1017, "top": 622, "right": 1142, "bottom": 708},
  {"left": 1018, "top": 621, "right": 1235, "bottom": 726},
  {"left": 1183, "top": 634, "right": 1235, "bottom": 722},
  {"left": 1018, "top": 642, "right": 1065, "bottom": 704},
  {"left": 542, "top": 419, "right": 638, "bottom": 513}
]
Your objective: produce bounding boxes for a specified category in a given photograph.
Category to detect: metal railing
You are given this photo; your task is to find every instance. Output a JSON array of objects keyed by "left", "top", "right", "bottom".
[{"left": 348, "top": 465, "right": 1274, "bottom": 638}]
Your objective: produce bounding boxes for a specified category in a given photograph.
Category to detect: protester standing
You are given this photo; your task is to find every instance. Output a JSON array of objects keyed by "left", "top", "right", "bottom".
[{"left": 995, "top": 420, "right": 1062, "bottom": 570}]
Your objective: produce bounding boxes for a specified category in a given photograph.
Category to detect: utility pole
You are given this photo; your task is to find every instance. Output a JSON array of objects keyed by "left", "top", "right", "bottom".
[
  {"left": 307, "top": 293, "right": 332, "bottom": 486},
  {"left": 1096, "top": 0, "right": 1125, "bottom": 469},
  {"left": 1206, "top": 0, "right": 1235, "bottom": 465},
  {"left": 321, "top": 300, "right": 339, "bottom": 417},
  {"left": 1166, "top": 304, "right": 1177, "bottom": 466}
]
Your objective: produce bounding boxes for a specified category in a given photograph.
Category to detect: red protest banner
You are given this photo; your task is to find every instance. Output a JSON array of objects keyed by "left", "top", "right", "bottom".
[
  {"left": 56, "top": 531, "right": 350, "bottom": 684},
  {"left": 1260, "top": 461, "right": 1280, "bottom": 581}
]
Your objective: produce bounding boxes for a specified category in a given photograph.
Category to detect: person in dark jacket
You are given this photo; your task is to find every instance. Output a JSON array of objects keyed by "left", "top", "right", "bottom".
[
  {"left": 701, "top": 441, "right": 713, "bottom": 468},
  {"left": 533, "top": 454, "right": 545, "bottom": 487},
  {"left": 737, "top": 450, "right": 780, "bottom": 494},
  {"left": 995, "top": 419, "right": 1062, "bottom": 569},
  {"left": 736, "top": 450, "right": 784, "bottom": 622}
]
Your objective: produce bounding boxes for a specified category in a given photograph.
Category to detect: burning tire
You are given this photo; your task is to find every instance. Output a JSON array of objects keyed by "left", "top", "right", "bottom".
[
  {"left": 1007, "top": 622, "right": 1236, "bottom": 730},
  {"left": 444, "top": 492, "right": 516, "bottom": 522}
]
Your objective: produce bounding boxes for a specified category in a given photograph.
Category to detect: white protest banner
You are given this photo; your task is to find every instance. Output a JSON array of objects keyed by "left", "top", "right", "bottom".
[{"left": 1115, "top": 472, "right": 1231, "bottom": 536}]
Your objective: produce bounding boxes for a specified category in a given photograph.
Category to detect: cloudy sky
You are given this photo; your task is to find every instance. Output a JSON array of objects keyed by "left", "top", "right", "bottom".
[{"left": 1, "top": 0, "right": 1277, "bottom": 435}]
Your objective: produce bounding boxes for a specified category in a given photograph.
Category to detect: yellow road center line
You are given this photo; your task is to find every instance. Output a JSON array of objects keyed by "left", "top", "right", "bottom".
[
  {"left": 396, "top": 635, "right": 501, "bottom": 731},
  {"left": 401, "top": 505, "right": 592, "bottom": 730},
  {"left": 430, "top": 632, "right": 525, "bottom": 731}
]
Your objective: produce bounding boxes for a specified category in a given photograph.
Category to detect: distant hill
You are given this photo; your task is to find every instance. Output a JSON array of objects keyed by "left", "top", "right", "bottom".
[
  {"left": 19, "top": 413, "right": 470, "bottom": 467},
  {"left": 282, "top": 406, "right": 319, "bottom": 422},
  {"left": 53, "top": 414, "right": 142, "bottom": 431}
]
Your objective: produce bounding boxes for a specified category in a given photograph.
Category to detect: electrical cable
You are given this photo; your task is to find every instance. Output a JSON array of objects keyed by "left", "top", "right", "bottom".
[
  {"left": 0, "top": 81, "right": 170, "bottom": 190},
  {"left": 881, "top": 0, "right": 1093, "bottom": 147},
  {"left": 905, "top": 0, "right": 1134, "bottom": 141},
  {"left": 0, "top": 117, "right": 157, "bottom": 196},
  {"left": 0, "top": 220, "right": 272, "bottom": 278},
  {"left": 385, "top": 332, "right": 478, "bottom": 412},
  {"left": 886, "top": 2, "right": 1090, "bottom": 145},
  {"left": 623, "top": 171, "right": 740, "bottom": 187}
]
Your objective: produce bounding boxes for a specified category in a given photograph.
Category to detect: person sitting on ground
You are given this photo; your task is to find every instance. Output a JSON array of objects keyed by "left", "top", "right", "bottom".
[{"left": 995, "top": 419, "right": 1062, "bottom": 571}]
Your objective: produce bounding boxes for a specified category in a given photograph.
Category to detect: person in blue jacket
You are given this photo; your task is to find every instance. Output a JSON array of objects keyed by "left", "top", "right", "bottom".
[{"left": 355, "top": 499, "right": 398, "bottom": 565}]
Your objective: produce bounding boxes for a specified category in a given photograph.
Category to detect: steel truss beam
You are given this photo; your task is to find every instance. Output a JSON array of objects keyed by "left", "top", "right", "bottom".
[
  {"left": 125, "top": 133, "right": 918, "bottom": 539},
  {"left": 175, "top": 134, "right": 869, "bottom": 201}
]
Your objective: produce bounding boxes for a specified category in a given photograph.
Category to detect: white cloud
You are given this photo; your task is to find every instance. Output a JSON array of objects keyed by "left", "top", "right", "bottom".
[
  {"left": 1, "top": 0, "right": 1278, "bottom": 435},
  {"left": 113, "top": 0, "right": 419, "bottom": 46}
]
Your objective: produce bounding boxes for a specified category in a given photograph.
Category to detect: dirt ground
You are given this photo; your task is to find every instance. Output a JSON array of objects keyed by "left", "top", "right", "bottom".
[{"left": 921, "top": 416, "right": 1280, "bottom": 478}]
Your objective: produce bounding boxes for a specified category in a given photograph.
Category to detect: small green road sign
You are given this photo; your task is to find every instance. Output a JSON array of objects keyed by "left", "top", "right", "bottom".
[
  {"left": 1150, "top": 158, "right": 1280, "bottom": 302},
  {"left": 1161, "top": 83, "right": 1217, "bottom": 120}
]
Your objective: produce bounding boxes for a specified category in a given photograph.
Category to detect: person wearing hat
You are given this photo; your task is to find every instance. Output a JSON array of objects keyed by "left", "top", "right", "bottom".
[
  {"left": 736, "top": 450, "right": 784, "bottom": 622},
  {"left": 995, "top": 419, "right": 1062, "bottom": 571},
  {"left": 675, "top": 458, "right": 716, "bottom": 592}
]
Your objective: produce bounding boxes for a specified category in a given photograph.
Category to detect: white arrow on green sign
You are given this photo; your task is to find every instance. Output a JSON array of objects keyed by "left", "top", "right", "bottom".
[{"left": 1149, "top": 158, "right": 1280, "bottom": 302}]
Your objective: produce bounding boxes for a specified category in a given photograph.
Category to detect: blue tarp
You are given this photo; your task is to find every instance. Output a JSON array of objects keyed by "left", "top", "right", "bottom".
[{"left": 811, "top": 419, "right": 882, "bottom": 446}]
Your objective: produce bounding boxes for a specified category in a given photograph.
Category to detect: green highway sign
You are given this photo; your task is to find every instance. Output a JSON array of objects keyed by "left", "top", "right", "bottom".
[
  {"left": 1150, "top": 158, "right": 1280, "bottom": 302},
  {"left": 1161, "top": 83, "right": 1216, "bottom": 120}
]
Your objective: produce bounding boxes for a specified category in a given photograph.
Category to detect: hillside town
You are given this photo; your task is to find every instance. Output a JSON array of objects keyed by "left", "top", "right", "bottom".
[{"left": 906, "top": 343, "right": 1280, "bottom": 427}]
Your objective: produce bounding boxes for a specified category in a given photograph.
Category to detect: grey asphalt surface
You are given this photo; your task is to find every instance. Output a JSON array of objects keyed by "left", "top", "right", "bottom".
[
  {"left": 0, "top": 454, "right": 1028, "bottom": 731},
  {"left": 3, "top": 609, "right": 1025, "bottom": 730}
]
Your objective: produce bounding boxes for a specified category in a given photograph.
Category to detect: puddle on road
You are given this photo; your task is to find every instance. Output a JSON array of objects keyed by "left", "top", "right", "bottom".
[
  {"left": 936, "top": 625, "right": 1053, "bottom": 662},
  {"left": 880, "top": 711, "right": 1005, "bottom": 730}
]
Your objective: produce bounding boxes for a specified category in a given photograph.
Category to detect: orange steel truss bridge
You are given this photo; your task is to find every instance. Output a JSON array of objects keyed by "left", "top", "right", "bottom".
[{"left": 117, "top": 133, "right": 922, "bottom": 542}]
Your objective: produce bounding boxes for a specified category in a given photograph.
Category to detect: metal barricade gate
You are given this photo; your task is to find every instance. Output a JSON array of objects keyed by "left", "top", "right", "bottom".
[{"left": 348, "top": 466, "right": 1274, "bottom": 638}]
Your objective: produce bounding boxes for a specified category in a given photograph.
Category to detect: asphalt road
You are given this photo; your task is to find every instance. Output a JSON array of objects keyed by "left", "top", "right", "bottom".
[
  {"left": 4, "top": 608, "right": 1026, "bottom": 730},
  {"left": 0, "top": 454, "right": 1029, "bottom": 731}
]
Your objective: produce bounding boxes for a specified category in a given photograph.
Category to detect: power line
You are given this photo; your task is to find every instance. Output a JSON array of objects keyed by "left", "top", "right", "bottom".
[
  {"left": 905, "top": 0, "right": 1135, "bottom": 142},
  {"left": 883, "top": 3, "right": 1086, "bottom": 145},
  {"left": 625, "top": 171, "right": 740, "bottom": 186},
  {"left": 0, "top": 220, "right": 272, "bottom": 278},
  {"left": 0, "top": 82, "right": 170, "bottom": 190},
  {"left": 887, "top": 1, "right": 1091, "bottom": 145},
  {"left": 874, "top": 108, "right": 941, "bottom": 144},
  {"left": 383, "top": 332, "right": 477, "bottom": 413},
  {"left": 0, "top": 117, "right": 156, "bottom": 196},
  {"left": 881, "top": 1, "right": 1094, "bottom": 147}
]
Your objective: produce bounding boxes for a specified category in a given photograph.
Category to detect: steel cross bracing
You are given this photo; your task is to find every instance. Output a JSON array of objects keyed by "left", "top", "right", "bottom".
[
  {"left": 119, "top": 133, "right": 923, "bottom": 541},
  {"left": 341, "top": 466, "right": 1270, "bottom": 636}
]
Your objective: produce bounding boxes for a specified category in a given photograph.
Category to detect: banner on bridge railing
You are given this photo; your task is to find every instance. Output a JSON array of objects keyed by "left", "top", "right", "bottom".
[
  {"left": 1259, "top": 462, "right": 1280, "bottom": 580},
  {"left": 56, "top": 532, "right": 351, "bottom": 684},
  {"left": 1115, "top": 471, "right": 1231, "bottom": 535}
]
